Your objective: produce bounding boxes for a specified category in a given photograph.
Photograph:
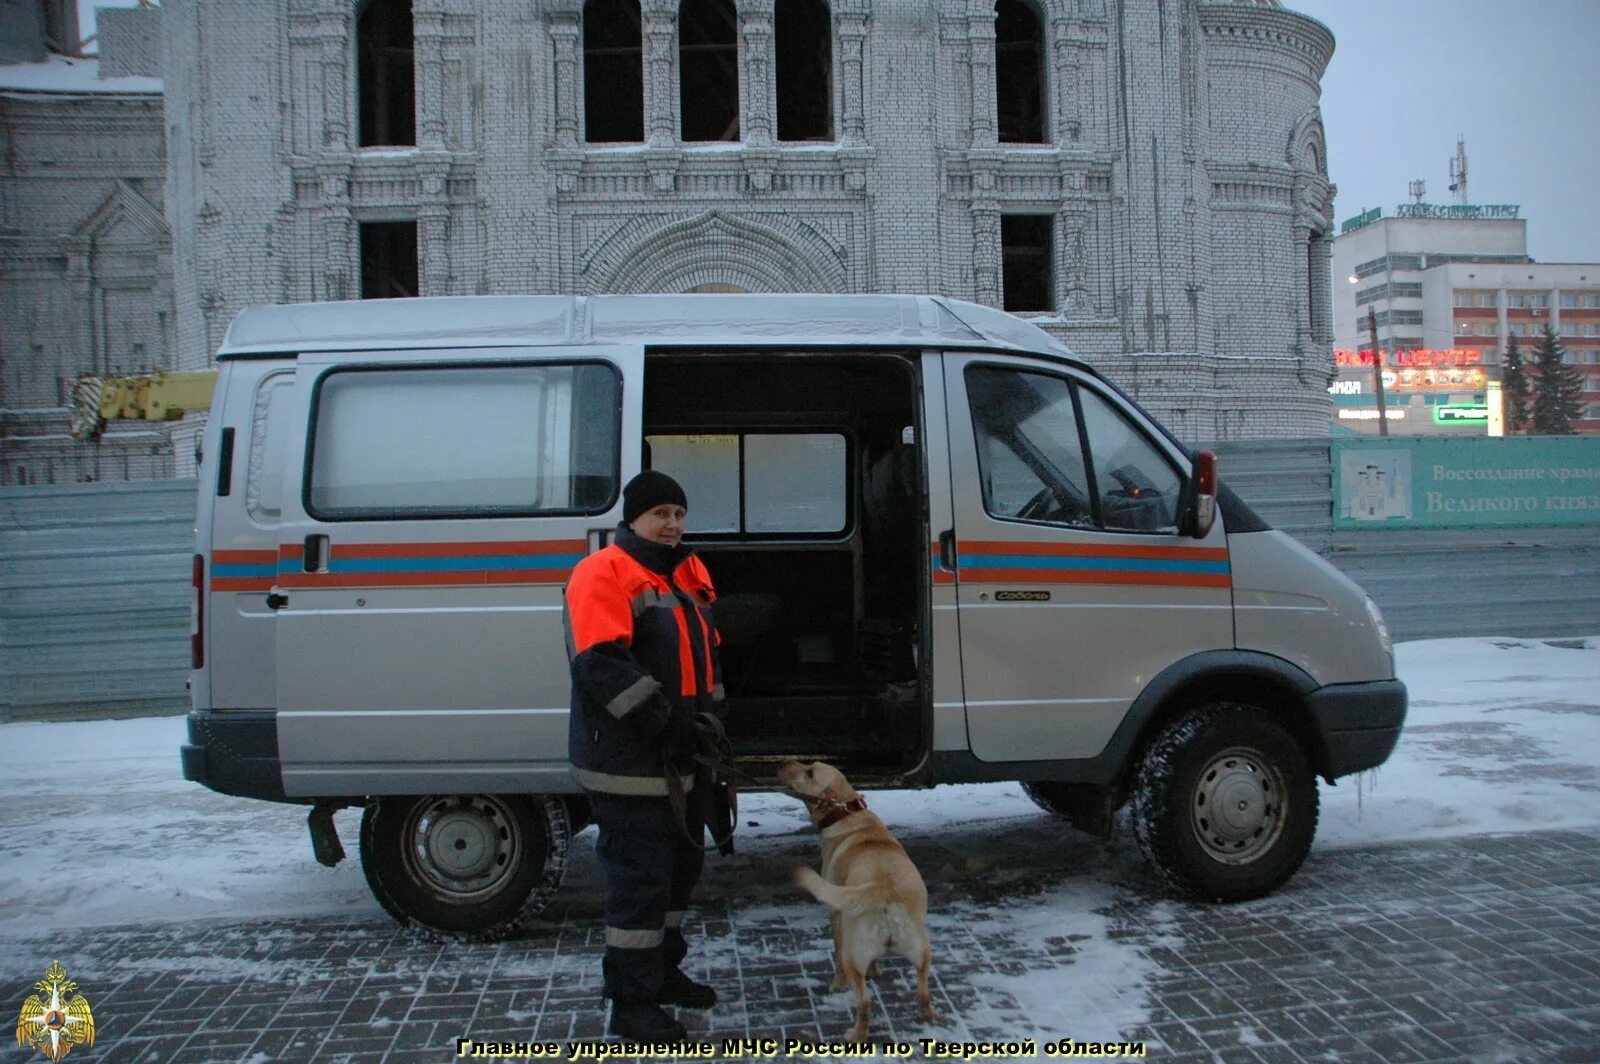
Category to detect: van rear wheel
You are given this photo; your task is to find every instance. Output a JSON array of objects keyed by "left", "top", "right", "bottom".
[
  {"left": 1131, "top": 703, "right": 1317, "bottom": 902},
  {"left": 360, "top": 794, "right": 570, "bottom": 940}
]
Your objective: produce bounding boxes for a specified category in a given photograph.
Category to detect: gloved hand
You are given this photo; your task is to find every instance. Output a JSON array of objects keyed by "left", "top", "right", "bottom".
[{"left": 661, "top": 713, "right": 700, "bottom": 757}]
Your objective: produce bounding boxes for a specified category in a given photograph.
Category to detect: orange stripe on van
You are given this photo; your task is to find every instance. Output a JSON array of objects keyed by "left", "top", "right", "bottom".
[
  {"left": 334, "top": 539, "right": 585, "bottom": 559},
  {"left": 213, "top": 549, "right": 278, "bottom": 564}
]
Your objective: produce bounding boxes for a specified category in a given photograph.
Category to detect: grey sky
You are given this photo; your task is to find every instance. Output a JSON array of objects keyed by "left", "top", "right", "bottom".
[{"left": 1290, "top": 0, "right": 1600, "bottom": 264}]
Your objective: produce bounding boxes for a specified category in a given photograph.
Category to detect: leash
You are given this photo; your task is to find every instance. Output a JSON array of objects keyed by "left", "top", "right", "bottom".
[
  {"left": 663, "top": 712, "right": 742, "bottom": 855},
  {"left": 662, "top": 712, "right": 864, "bottom": 852}
]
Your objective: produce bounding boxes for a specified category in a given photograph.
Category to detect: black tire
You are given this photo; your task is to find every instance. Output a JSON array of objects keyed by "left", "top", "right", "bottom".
[
  {"left": 1131, "top": 703, "right": 1317, "bottom": 902},
  {"left": 359, "top": 793, "right": 570, "bottom": 940}
]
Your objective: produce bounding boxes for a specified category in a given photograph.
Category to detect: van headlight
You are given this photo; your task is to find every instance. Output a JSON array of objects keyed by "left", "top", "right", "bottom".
[{"left": 1363, "top": 596, "right": 1393, "bottom": 669}]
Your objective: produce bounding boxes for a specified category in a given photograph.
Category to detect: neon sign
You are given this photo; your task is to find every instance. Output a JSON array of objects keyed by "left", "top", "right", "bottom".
[
  {"left": 1334, "top": 348, "right": 1484, "bottom": 367},
  {"left": 1394, "top": 203, "right": 1520, "bottom": 221}
]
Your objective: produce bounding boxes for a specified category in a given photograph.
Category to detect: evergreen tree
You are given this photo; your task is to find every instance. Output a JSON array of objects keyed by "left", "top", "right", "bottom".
[
  {"left": 1531, "top": 324, "right": 1584, "bottom": 435},
  {"left": 1500, "top": 333, "right": 1531, "bottom": 434}
]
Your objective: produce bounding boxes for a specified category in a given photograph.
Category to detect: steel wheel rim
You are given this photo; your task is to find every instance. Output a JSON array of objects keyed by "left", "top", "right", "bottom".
[
  {"left": 1190, "top": 745, "right": 1286, "bottom": 865},
  {"left": 402, "top": 795, "right": 522, "bottom": 902}
]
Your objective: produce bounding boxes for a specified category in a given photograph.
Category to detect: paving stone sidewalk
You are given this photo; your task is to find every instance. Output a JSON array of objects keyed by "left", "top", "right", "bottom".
[{"left": 5, "top": 827, "right": 1598, "bottom": 1064}]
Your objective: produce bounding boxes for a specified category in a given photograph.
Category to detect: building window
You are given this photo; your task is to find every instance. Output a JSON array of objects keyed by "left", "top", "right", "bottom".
[
  {"left": 1506, "top": 294, "right": 1526, "bottom": 309},
  {"left": 357, "top": 0, "right": 415, "bottom": 147},
  {"left": 584, "top": 0, "right": 643, "bottom": 142},
  {"left": 995, "top": 0, "right": 1045, "bottom": 144},
  {"left": 776, "top": 0, "right": 832, "bottom": 141},
  {"left": 360, "top": 221, "right": 419, "bottom": 299},
  {"left": 1561, "top": 294, "right": 1578, "bottom": 309},
  {"left": 680, "top": 0, "right": 739, "bottom": 142},
  {"left": 1001, "top": 214, "right": 1053, "bottom": 312},
  {"left": 1561, "top": 323, "right": 1579, "bottom": 337},
  {"left": 1477, "top": 292, "right": 1497, "bottom": 308}
]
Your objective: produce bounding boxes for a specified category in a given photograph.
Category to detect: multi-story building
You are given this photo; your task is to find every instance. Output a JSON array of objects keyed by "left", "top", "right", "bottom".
[
  {"left": 1331, "top": 207, "right": 1600, "bottom": 435},
  {"left": 4, "top": 0, "right": 1344, "bottom": 484}
]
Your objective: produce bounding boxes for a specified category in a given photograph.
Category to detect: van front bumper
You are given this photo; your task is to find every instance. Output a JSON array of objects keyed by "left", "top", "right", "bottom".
[
  {"left": 1307, "top": 679, "right": 1407, "bottom": 779},
  {"left": 181, "top": 710, "right": 294, "bottom": 803}
]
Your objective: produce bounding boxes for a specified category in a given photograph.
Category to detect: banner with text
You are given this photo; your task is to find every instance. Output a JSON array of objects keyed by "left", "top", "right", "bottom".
[{"left": 1333, "top": 437, "right": 1600, "bottom": 529}]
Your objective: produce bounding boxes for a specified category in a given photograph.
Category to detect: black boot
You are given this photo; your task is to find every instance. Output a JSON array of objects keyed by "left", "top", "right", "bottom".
[
  {"left": 657, "top": 968, "right": 717, "bottom": 1008},
  {"left": 609, "top": 1001, "right": 687, "bottom": 1042}
]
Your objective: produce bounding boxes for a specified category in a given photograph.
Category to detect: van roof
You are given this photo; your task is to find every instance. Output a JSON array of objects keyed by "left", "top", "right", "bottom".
[{"left": 218, "top": 294, "right": 1078, "bottom": 362}]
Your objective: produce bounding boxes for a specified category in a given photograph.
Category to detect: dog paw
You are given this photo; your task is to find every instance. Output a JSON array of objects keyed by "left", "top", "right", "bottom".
[
  {"left": 865, "top": 962, "right": 881, "bottom": 978},
  {"left": 829, "top": 975, "right": 847, "bottom": 992}
]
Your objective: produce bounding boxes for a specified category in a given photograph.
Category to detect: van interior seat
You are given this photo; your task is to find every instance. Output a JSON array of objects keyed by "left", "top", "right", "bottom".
[{"left": 710, "top": 590, "right": 784, "bottom": 647}]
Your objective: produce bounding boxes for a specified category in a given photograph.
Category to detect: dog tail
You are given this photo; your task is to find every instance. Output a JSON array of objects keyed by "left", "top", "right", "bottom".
[{"left": 792, "top": 866, "right": 894, "bottom": 915}]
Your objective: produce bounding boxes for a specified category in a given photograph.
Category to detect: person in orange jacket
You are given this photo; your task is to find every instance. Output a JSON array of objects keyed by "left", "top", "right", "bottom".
[{"left": 565, "top": 470, "right": 723, "bottom": 1042}]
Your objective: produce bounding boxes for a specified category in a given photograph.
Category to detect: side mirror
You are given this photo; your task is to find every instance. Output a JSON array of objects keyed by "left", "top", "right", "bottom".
[{"left": 1182, "top": 450, "right": 1218, "bottom": 539}]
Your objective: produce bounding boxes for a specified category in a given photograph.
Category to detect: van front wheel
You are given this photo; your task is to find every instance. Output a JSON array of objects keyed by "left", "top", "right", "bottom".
[
  {"left": 360, "top": 794, "right": 570, "bottom": 940},
  {"left": 1131, "top": 704, "right": 1317, "bottom": 902}
]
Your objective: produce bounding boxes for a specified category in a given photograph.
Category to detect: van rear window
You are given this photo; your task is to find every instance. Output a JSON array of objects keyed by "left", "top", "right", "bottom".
[{"left": 306, "top": 363, "right": 620, "bottom": 519}]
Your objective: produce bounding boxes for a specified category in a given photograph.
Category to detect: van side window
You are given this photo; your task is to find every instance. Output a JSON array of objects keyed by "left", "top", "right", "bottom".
[
  {"left": 306, "top": 363, "right": 620, "bottom": 518},
  {"left": 1075, "top": 386, "right": 1183, "bottom": 533},
  {"left": 965, "top": 366, "right": 1094, "bottom": 527},
  {"left": 646, "top": 432, "right": 847, "bottom": 535},
  {"left": 246, "top": 372, "right": 294, "bottom": 523}
]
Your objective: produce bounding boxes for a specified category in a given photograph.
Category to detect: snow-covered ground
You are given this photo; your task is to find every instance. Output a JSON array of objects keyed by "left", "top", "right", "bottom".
[{"left": 4, "top": 636, "right": 1595, "bottom": 937}]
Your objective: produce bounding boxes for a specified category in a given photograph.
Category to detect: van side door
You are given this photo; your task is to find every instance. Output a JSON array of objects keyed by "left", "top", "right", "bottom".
[
  {"left": 942, "top": 354, "right": 1232, "bottom": 763},
  {"left": 273, "top": 346, "right": 642, "bottom": 798},
  {"left": 202, "top": 362, "right": 296, "bottom": 712}
]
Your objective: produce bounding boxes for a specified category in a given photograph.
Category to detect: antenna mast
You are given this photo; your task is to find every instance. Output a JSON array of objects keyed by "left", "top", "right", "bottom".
[
  {"left": 1447, "top": 137, "right": 1468, "bottom": 205},
  {"left": 1408, "top": 179, "right": 1425, "bottom": 205}
]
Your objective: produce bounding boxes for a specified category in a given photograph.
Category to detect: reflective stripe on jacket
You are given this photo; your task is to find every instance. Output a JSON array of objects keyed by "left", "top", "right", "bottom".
[{"left": 565, "top": 524, "right": 723, "bottom": 796}]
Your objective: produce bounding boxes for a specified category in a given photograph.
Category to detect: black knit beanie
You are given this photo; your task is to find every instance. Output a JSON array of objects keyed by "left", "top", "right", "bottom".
[{"left": 623, "top": 470, "right": 688, "bottom": 524}]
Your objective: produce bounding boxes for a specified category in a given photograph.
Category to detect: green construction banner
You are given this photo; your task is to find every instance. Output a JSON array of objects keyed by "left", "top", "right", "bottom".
[{"left": 1333, "top": 436, "right": 1600, "bottom": 529}]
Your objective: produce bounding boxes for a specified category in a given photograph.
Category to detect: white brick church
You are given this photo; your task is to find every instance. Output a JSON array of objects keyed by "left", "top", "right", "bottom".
[{"left": 2, "top": 0, "right": 1338, "bottom": 483}]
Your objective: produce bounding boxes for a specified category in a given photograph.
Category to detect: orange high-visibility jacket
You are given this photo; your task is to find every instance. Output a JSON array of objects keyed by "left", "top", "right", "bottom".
[{"left": 565, "top": 526, "right": 722, "bottom": 797}]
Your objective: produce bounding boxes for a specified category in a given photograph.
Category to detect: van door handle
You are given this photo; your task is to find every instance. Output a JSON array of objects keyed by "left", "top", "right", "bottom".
[
  {"left": 266, "top": 591, "right": 288, "bottom": 611},
  {"left": 938, "top": 530, "right": 957, "bottom": 572},
  {"left": 303, "top": 534, "right": 328, "bottom": 573}
]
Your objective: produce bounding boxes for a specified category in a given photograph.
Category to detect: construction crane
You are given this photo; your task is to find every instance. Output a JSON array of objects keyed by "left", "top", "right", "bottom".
[{"left": 69, "top": 370, "right": 218, "bottom": 441}]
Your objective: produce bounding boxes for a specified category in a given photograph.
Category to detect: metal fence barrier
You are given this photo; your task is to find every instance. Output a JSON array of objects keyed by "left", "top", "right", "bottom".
[{"left": 2, "top": 443, "right": 1595, "bottom": 720}]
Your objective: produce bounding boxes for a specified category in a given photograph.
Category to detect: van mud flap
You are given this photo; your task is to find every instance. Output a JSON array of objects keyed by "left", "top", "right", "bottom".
[{"left": 309, "top": 801, "right": 350, "bottom": 867}]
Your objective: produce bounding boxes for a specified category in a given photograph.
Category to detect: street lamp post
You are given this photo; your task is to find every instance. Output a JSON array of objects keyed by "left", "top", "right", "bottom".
[{"left": 1367, "top": 304, "right": 1389, "bottom": 437}]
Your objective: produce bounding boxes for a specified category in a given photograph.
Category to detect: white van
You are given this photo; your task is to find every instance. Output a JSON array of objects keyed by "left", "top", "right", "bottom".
[{"left": 181, "top": 294, "right": 1404, "bottom": 938}]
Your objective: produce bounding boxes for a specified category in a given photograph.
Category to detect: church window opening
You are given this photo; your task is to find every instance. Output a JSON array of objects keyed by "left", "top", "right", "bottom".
[
  {"left": 995, "top": 0, "right": 1045, "bottom": 144},
  {"left": 776, "top": 0, "right": 832, "bottom": 141},
  {"left": 1002, "top": 215, "right": 1054, "bottom": 312},
  {"left": 357, "top": 0, "right": 415, "bottom": 147},
  {"left": 584, "top": 0, "right": 644, "bottom": 142},
  {"left": 360, "top": 221, "right": 420, "bottom": 299},
  {"left": 680, "top": 0, "right": 739, "bottom": 142}
]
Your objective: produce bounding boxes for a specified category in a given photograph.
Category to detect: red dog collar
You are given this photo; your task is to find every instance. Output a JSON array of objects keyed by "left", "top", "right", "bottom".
[{"left": 816, "top": 796, "right": 868, "bottom": 830}]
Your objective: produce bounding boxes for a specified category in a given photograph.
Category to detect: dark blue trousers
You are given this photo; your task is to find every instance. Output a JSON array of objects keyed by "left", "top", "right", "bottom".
[{"left": 591, "top": 788, "right": 706, "bottom": 1003}]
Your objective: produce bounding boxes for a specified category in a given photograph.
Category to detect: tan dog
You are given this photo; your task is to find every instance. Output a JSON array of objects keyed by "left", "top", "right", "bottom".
[{"left": 779, "top": 759, "right": 938, "bottom": 1042}]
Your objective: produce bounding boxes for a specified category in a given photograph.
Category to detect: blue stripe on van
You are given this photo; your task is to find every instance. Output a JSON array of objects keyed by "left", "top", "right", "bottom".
[
  {"left": 212, "top": 563, "right": 280, "bottom": 579},
  {"left": 960, "top": 554, "right": 1231, "bottom": 576}
]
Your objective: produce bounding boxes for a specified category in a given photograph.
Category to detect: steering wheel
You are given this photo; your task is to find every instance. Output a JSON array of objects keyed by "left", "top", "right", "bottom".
[{"left": 1017, "top": 485, "right": 1084, "bottom": 523}]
